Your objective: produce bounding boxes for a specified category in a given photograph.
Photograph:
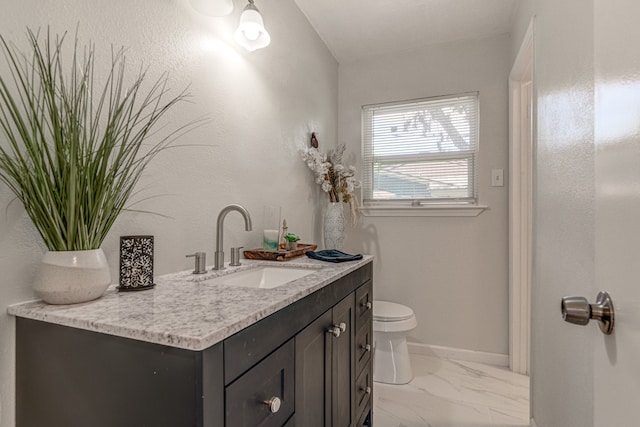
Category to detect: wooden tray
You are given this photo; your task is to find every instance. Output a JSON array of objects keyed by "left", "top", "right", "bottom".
[{"left": 243, "top": 243, "right": 318, "bottom": 262}]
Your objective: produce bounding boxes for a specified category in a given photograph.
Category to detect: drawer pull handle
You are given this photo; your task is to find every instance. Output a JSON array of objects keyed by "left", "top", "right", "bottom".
[
  {"left": 360, "top": 386, "right": 372, "bottom": 395},
  {"left": 361, "top": 301, "right": 372, "bottom": 310},
  {"left": 361, "top": 344, "right": 371, "bottom": 352},
  {"left": 327, "top": 322, "right": 347, "bottom": 338},
  {"left": 263, "top": 396, "right": 281, "bottom": 413}
]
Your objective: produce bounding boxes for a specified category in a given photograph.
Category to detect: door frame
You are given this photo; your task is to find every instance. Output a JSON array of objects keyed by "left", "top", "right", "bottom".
[{"left": 509, "top": 18, "right": 535, "bottom": 375}]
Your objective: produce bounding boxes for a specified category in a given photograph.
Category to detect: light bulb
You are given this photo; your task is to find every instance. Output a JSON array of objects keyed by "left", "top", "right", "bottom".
[
  {"left": 244, "top": 26, "right": 260, "bottom": 41},
  {"left": 234, "top": 3, "right": 271, "bottom": 51}
]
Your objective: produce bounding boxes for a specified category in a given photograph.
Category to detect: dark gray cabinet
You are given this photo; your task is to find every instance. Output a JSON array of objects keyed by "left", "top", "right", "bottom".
[
  {"left": 16, "top": 318, "right": 225, "bottom": 427},
  {"left": 331, "top": 293, "right": 356, "bottom": 427},
  {"left": 15, "top": 263, "right": 373, "bottom": 427},
  {"left": 295, "top": 292, "right": 358, "bottom": 427},
  {"left": 355, "top": 279, "right": 373, "bottom": 374},
  {"left": 354, "top": 279, "right": 373, "bottom": 425},
  {"left": 295, "top": 310, "right": 332, "bottom": 427}
]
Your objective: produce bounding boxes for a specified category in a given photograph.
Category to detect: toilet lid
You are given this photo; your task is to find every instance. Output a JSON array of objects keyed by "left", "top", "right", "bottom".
[{"left": 373, "top": 300, "right": 414, "bottom": 321}]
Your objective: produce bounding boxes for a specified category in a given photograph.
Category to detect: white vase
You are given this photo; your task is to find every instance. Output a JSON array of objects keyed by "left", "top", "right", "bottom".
[
  {"left": 34, "top": 249, "right": 112, "bottom": 305},
  {"left": 324, "top": 202, "right": 345, "bottom": 250}
]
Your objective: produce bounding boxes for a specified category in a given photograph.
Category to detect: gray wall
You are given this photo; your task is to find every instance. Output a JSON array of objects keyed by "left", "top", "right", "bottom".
[
  {"left": 0, "top": 1, "right": 338, "bottom": 425},
  {"left": 339, "top": 34, "right": 511, "bottom": 356}
]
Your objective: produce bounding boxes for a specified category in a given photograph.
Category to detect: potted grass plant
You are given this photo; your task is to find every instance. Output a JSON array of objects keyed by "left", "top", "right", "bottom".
[{"left": 0, "top": 29, "right": 193, "bottom": 304}]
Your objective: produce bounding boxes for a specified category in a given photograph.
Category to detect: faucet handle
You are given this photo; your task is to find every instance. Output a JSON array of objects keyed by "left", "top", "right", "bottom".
[
  {"left": 230, "top": 247, "right": 243, "bottom": 267},
  {"left": 186, "top": 252, "right": 207, "bottom": 274}
]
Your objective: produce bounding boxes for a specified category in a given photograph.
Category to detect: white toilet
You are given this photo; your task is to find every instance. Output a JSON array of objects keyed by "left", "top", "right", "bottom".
[{"left": 373, "top": 300, "right": 417, "bottom": 384}]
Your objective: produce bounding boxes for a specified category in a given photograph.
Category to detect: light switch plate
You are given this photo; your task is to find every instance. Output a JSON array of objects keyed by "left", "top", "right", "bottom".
[{"left": 491, "top": 169, "right": 504, "bottom": 187}]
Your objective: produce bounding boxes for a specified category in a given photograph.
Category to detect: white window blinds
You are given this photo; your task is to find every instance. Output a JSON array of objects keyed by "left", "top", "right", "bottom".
[{"left": 362, "top": 93, "right": 479, "bottom": 205}]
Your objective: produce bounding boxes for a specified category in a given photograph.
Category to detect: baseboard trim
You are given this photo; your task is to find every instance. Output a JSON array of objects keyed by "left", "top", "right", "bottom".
[
  {"left": 408, "top": 342, "right": 509, "bottom": 367},
  {"left": 530, "top": 417, "right": 537, "bottom": 427}
]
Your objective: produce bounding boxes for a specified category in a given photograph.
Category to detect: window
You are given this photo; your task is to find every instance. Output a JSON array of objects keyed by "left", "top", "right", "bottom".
[{"left": 362, "top": 93, "right": 479, "bottom": 209}]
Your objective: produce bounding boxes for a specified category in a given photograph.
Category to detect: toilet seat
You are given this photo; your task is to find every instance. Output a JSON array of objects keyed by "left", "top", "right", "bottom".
[
  {"left": 373, "top": 300, "right": 417, "bottom": 333},
  {"left": 374, "top": 300, "right": 415, "bottom": 321}
]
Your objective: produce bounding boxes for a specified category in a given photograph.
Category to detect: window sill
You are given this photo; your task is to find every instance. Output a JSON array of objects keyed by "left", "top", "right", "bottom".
[{"left": 359, "top": 204, "right": 488, "bottom": 217}]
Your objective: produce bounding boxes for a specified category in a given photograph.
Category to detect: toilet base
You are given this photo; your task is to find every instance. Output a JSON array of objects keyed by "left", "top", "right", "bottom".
[{"left": 373, "top": 332, "right": 413, "bottom": 384}]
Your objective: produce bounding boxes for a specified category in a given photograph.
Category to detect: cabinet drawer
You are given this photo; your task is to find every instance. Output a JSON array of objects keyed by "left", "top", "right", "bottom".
[
  {"left": 355, "top": 321, "right": 372, "bottom": 376},
  {"left": 355, "top": 280, "right": 373, "bottom": 331},
  {"left": 355, "top": 362, "right": 372, "bottom": 421},
  {"left": 225, "top": 339, "right": 294, "bottom": 427}
]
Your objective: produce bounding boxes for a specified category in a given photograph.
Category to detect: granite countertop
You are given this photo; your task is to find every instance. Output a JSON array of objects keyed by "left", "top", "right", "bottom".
[{"left": 8, "top": 255, "right": 372, "bottom": 351}]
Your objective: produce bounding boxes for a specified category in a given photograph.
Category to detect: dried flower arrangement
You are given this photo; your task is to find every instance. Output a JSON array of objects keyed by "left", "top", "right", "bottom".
[{"left": 301, "top": 133, "right": 361, "bottom": 225}]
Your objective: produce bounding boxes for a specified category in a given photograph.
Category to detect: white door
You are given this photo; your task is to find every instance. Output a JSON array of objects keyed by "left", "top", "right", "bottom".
[
  {"left": 593, "top": 0, "right": 640, "bottom": 424},
  {"left": 532, "top": 0, "right": 640, "bottom": 425}
]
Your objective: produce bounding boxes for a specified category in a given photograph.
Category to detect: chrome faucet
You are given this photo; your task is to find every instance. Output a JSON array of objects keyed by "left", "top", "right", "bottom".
[{"left": 214, "top": 204, "right": 253, "bottom": 270}]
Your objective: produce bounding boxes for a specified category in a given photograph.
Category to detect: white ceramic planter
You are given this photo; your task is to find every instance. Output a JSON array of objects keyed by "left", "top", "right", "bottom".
[{"left": 34, "top": 248, "right": 112, "bottom": 305}]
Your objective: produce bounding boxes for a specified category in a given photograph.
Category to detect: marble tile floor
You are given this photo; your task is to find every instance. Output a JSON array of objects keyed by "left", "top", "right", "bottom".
[{"left": 373, "top": 353, "right": 530, "bottom": 427}]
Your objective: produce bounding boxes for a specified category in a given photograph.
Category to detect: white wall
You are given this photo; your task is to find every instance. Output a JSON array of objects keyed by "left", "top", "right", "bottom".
[
  {"left": 0, "top": 1, "right": 338, "bottom": 425},
  {"left": 511, "top": 1, "right": 596, "bottom": 426},
  {"left": 339, "top": 35, "right": 511, "bottom": 355}
]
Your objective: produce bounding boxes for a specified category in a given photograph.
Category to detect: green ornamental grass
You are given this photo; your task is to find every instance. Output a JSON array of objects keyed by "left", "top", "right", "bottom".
[{"left": 0, "top": 28, "right": 193, "bottom": 251}]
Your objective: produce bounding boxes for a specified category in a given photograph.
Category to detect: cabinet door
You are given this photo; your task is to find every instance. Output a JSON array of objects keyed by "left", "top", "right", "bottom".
[
  {"left": 331, "top": 293, "right": 356, "bottom": 427},
  {"left": 295, "top": 310, "right": 332, "bottom": 427}
]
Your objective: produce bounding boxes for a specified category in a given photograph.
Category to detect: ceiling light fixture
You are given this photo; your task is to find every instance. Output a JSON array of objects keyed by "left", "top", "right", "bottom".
[
  {"left": 190, "top": 0, "right": 234, "bottom": 17},
  {"left": 234, "top": 0, "right": 271, "bottom": 52}
]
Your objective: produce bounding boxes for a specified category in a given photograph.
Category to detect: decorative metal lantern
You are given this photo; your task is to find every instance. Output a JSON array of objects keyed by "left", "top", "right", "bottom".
[{"left": 118, "top": 235, "right": 155, "bottom": 291}]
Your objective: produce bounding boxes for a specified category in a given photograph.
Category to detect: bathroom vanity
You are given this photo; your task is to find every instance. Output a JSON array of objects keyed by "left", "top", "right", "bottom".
[{"left": 9, "top": 256, "right": 373, "bottom": 427}]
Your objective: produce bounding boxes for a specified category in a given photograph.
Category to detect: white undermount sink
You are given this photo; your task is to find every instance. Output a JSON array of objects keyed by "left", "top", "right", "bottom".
[{"left": 201, "top": 266, "right": 320, "bottom": 289}]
